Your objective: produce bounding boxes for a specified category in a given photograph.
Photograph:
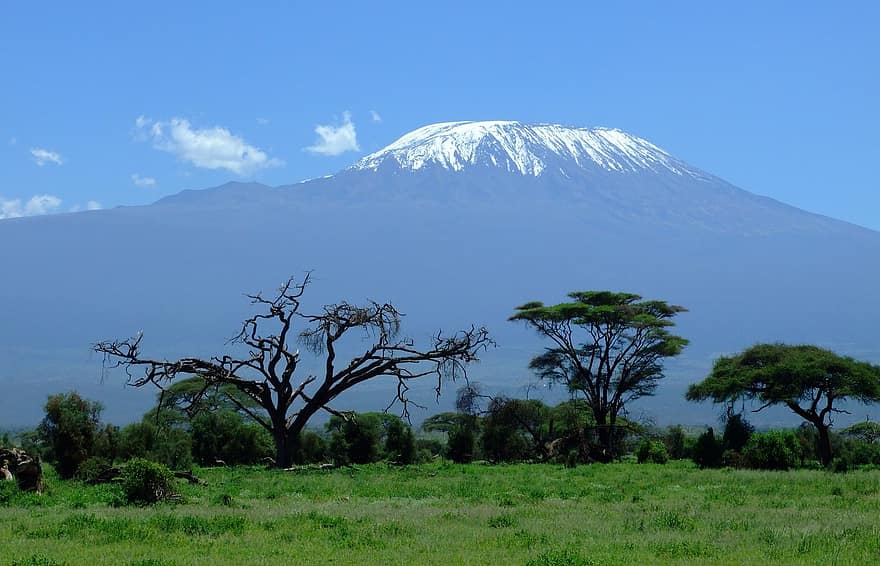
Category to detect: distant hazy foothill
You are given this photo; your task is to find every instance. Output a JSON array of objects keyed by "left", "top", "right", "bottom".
[{"left": 1, "top": 120, "right": 878, "bottom": 426}]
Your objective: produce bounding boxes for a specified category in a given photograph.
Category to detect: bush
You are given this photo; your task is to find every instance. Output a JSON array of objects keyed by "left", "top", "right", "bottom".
[
  {"left": 384, "top": 418, "right": 416, "bottom": 464},
  {"left": 742, "top": 431, "right": 800, "bottom": 470},
  {"left": 74, "top": 456, "right": 112, "bottom": 483},
  {"left": 120, "top": 458, "right": 176, "bottom": 504},
  {"left": 119, "top": 421, "right": 193, "bottom": 470},
  {"left": 191, "top": 410, "right": 272, "bottom": 466},
  {"left": 663, "top": 425, "right": 689, "bottom": 460},
  {"left": 446, "top": 426, "right": 477, "bottom": 463},
  {"left": 721, "top": 413, "right": 754, "bottom": 452},
  {"left": 297, "top": 430, "right": 328, "bottom": 464},
  {"left": 326, "top": 414, "right": 382, "bottom": 465},
  {"left": 37, "top": 392, "right": 103, "bottom": 478},
  {"left": 637, "top": 439, "right": 669, "bottom": 464},
  {"left": 831, "top": 438, "right": 880, "bottom": 472},
  {"left": 691, "top": 427, "right": 722, "bottom": 468}
]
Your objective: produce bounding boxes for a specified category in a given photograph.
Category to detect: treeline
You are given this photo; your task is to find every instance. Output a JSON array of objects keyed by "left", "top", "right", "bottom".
[{"left": 7, "top": 386, "right": 880, "bottom": 483}]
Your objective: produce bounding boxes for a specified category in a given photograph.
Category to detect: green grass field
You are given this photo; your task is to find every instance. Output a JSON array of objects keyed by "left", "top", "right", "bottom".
[{"left": 2, "top": 461, "right": 879, "bottom": 565}]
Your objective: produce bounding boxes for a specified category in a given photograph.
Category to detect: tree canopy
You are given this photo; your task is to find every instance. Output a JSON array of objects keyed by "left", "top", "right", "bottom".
[
  {"left": 686, "top": 343, "right": 880, "bottom": 466},
  {"left": 511, "top": 291, "right": 687, "bottom": 460}
]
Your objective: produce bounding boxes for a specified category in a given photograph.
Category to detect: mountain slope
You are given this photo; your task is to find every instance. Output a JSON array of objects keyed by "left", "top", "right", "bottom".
[{"left": 1, "top": 121, "right": 877, "bottom": 427}]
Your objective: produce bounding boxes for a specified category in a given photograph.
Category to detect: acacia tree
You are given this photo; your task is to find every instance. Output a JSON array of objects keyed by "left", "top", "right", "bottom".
[
  {"left": 95, "top": 275, "right": 491, "bottom": 468},
  {"left": 510, "top": 291, "right": 687, "bottom": 461},
  {"left": 686, "top": 343, "right": 880, "bottom": 466}
]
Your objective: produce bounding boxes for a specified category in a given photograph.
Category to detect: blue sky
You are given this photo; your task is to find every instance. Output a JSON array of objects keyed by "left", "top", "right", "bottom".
[{"left": 1, "top": 1, "right": 878, "bottom": 227}]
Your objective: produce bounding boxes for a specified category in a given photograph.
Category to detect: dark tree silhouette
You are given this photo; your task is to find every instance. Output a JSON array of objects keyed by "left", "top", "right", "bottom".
[
  {"left": 687, "top": 343, "right": 880, "bottom": 466},
  {"left": 510, "top": 291, "right": 687, "bottom": 461},
  {"left": 95, "top": 275, "right": 491, "bottom": 468}
]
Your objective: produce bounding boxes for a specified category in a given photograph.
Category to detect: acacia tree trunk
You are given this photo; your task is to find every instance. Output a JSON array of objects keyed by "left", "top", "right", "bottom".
[
  {"left": 816, "top": 422, "right": 832, "bottom": 467},
  {"left": 593, "top": 410, "right": 613, "bottom": 462},
  {"left": 273, "top": 430, "right": 295, "bottom": 468}
]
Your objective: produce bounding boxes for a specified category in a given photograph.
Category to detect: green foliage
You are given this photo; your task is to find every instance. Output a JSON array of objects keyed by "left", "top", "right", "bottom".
[
  {"left": 721, "top": 413, "right": 754, "bottom": 453},
  {"left": 92, "top": 424, "right": 121, "bottom": 463},
  {"left": 383, "top": 418, "right": 416, "bottom": 464},
  {"left": 841, "top": 421, "right": 880, "bottom": 444},
  {"left": 327, "top": 413, "right": 383, "bottom": 465},
  {"left": 119, "top": 421, "right": 193, "bottom": 470},
  {"left": 481, "top": 398, "right": 550, "bottom": 462},
  {"left": 191, "top": 410, "right": 272, "bottom": 466},
  {"left": 297, "top": 430, "right": 328, "bottom": 464},
  {"left": 446, "top": 425, "right": 477, "bottom": 463},
  {"left": 663, "top": 425, "right": 689, "bottom": 459},
  {"left": 636, "top": 439, "right": 669, "bottom": 464},
  {"left": 37, "top": 392, "right": 103, "bottom": 479},
  {"left": 155, "top": 376, "right": 264, "bottom": 425},
  {"left": 120, "top": 458, "right": 176, "bottom": 505},
  {"left": 691, "top": 428, "right": 722, "bottom": 468},
  {"left": 831, "top": 438, "right": 880, "bottom": 472},
  {"left": 74, "top": 456, "right": 112, "bottom": 484},
  {"left": 742, "top": 431, "right": 801, "bottom": 470}
]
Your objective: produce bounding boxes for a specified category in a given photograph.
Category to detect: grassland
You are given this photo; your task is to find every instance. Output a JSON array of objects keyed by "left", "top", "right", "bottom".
[{"left": 2, "top": 461, "right": 879, "bottom": 565}]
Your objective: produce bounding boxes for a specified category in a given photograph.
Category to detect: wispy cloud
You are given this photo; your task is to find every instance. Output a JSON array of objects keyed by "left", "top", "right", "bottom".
[
  {"left": 136, "top": 116, "right": 283, "bottom": 174},
  {"left": 132, "top": 173, "right": 157, "bottom": 187},
  {"left": 256, "top": 117, "right": 270, "bottom": 126},
  {"left": 370, "top": 110, "right": 382, "bottom": 123},
  {"left": 31, "top": 148, "right": 64, "bottom": 166},
  {"left": 0, "top": 195, "right": 63, "bottom": 219},
  {"left": 8, "top": 137, "right": 16, "bottom": 146},
  {"left": 86, "top": 200, "right": 102, "bottom": 211},
  {"left": 305, "top": 111, "right": 360, "bottom": 156}
]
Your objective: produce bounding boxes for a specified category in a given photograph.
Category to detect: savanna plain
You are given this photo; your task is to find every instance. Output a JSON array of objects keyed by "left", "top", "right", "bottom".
[{"left": 2, "top": 461, "right": 879, "bottom": 565}]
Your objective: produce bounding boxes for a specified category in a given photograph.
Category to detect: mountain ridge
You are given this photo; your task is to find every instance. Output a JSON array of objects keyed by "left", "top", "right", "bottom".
[{"left": 1, "top": 121, "right": 878, "bottom": 427}]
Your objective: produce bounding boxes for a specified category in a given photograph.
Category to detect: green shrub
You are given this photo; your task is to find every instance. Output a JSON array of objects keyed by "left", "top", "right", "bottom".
[
  {"left": 831, "top": 439, "right": 880, "bottom": 472},
  {"left": 636, "top": 439, "right": 669, "bottom": 464},
  {"left": 691, "top": 427, "right": 722, "bottom": 468},
  {"left": 663, "top": 425, "right": 689, "bottom": 459},
  {"left": 191, "top": 410, "right": 272, "bottom": 466},
  {"left": 384, "top": 418, "right": 416, "bottom": 464},
  {"left": 742, "top": 431, "right": 800, "bottom": 470},
  {"left": 119, "top": 421, "right": 193, "bottom": 470},
  {"left": 37, "top": 392, "right": 103, "bottom": 479},
  {"left": 721, "top": 449, "right": 746, "bottom": 468},
  {"left": 326, "top": 413, "right": 382, "bottom": 465},
  {"left": 120, "top": 458, "right": 176, "bottom": 504},
  {"left": 74, "top": 456, "right": 112, "bottom": 484},
  {"left": 297, "top": 430, "right": 328, "bottom": 464},
  {"left": 721, "top": 413, "right": 754, "bottom": 452},
  {"left": 446, "top": 426, "right": 477, "bottom": 463}
]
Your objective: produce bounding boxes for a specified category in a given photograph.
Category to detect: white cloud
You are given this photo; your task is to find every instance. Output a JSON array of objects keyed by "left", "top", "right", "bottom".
[
  {"left": 0, "top": 195, "right": 63, "bottom": 219},
  {"left": 132, "top": 173, "right": 157, "bottom": 187},
  {"left": 370, "top": 110, "right": 382, "bottom": 123},
  {"left": 305, "top": 111, "right": 360, "bottom": 156},
  {"left": 135, "top": 116, "right": 282, "bottom": 174},
  {"left": 31, "top": 148, "right": 64, "bottom": 166}
]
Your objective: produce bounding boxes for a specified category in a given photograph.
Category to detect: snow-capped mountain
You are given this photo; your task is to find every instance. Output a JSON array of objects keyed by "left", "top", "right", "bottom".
[
  {"left": 1, "top": 121, "right": 879, "bottom": 427},
  {"left": 353, "top": 121, "right": 707, "bottom": 179}
]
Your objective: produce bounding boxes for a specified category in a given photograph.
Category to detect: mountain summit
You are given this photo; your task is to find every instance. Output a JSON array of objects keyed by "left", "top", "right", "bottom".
[{"left": 352, "top": 121, "right": 707, "bottom": 179}]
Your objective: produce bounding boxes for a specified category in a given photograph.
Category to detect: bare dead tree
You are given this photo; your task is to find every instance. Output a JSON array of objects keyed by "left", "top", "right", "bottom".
[{"left": 94, "top": 274, "right": 493, "bottom": 468}]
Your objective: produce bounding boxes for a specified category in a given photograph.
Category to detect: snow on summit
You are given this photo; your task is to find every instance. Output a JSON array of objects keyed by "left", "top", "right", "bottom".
[{"left": 353, "top": 121, "right": 706, "bottom": 178}]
